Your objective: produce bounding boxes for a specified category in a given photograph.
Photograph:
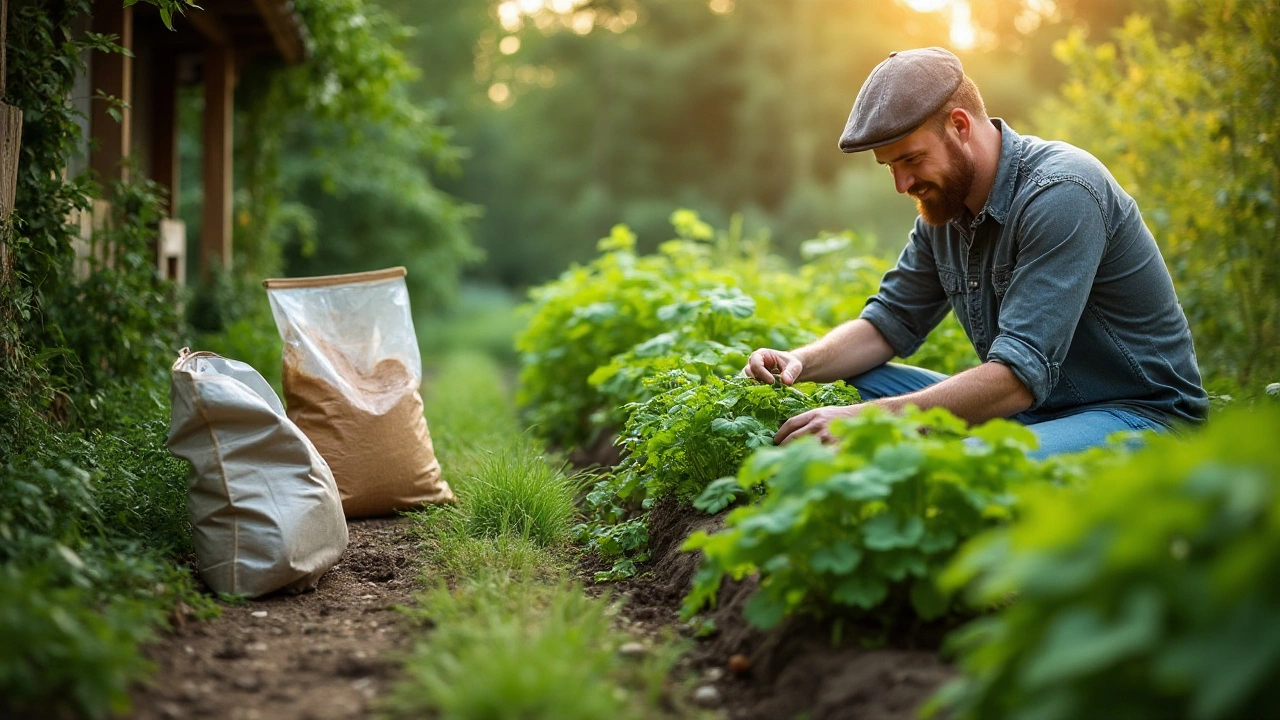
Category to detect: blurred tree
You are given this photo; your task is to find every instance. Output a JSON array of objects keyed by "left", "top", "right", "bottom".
[
  {"left": 382, "top": 0, "right": 1138, "bottom": 288},
  {"left": 186, "top": 0, "right": 481, "bottom": 329}
]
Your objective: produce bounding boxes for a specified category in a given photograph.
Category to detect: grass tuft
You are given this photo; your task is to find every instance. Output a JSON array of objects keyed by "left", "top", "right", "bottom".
[
  {"left": 458, "top": 442, "right": 582, "bottom": 547},
  {"left": 388, "top": 572, "right": 688, "bottom": 720}
]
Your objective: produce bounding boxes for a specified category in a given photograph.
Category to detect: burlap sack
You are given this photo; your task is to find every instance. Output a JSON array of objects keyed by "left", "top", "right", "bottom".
[
  {"left": 264, "top": 267, "right": 453, "bottom": 518},
  {"left": 166, "top": 349, "right": 348, "bottom": 597}
]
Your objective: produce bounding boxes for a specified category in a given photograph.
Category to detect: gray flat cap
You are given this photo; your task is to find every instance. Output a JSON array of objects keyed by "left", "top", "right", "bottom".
[{"left": 838, "top": 47, "right": 964, "bottom": 153}]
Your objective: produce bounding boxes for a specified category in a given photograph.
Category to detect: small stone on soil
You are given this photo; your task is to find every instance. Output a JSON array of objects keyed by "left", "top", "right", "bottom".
[
  {"left": 692, "top": 685, "right": 722, "bottom": 708},
  {"left": 619, "top": 642, "right": 647, "bottom": 658},
  {"left": 232, "top": 676, "right": 262, "bottom": 693},
  {"left": 251, "top": 610, "right": 268, "bottom": 618}
]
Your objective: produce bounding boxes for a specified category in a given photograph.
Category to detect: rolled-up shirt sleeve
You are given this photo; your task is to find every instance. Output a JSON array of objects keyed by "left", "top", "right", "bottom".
[
  {"left": 859, "top": 218, "right": 953, "bottom": 358},
  {"left": 987, "top": 180, "right": 1109, "bottom": 409}
]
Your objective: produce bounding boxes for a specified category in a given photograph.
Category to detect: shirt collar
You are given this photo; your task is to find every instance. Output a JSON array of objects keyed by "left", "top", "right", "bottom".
[
  {"left": 981, "top": 118, "right": 1021, "bottom": 225},
  {"left": 950, "top": 118, "right": 1020, "bottom": 233}
]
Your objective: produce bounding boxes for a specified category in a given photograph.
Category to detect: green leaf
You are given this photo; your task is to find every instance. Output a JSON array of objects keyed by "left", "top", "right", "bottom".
[
  {"left": 862, "top": 514, "right": 926, "bottom": 551},
  {"left": 1021, "top": 588, "right": 1164, "bottom": 689},
  {"left": 810, "top": 541, "right": 863, "bottom": 574},
  {"left": 832, "top": 575, "right": 888, "bottom": 609},
  {"left": 743, "top": 588, "right": 789, "bottom": 629},
  {"left": 693, "top": 477, "right": 746, "bottom": 514},
  {"left": 909, "top": 578, "right": 950, "bottom": 620}
]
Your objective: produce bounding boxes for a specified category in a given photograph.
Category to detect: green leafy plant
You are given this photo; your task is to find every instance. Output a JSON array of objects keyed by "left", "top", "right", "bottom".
[
  {"left": 575, "top": 373, "right": 860, "bottom": 583},
  {"left": 932, "top": 407, "right": 1280, "bottom": 720},
  {"left": 515, "top": 222, "right": 723, "bottom": 449},
  {"left": 588, "top": 285, "right": 816, "bottom": 411},
  {"left": 681, "top": 407, "right": 1051, "bottom": 629},
  {"left": 616, "top": 372, "right": 862, "bottom": 506}
]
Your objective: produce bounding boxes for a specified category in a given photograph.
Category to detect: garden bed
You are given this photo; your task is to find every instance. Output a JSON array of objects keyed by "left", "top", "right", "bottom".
[{"left": 613, "top": 500, "right": 956, "bottom": 720}]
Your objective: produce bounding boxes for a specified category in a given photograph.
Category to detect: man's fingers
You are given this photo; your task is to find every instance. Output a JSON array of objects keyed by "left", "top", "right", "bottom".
[
  {"left": 778, "top": 357, "right": 803, "bottom": 385},
  {"left": 775, "top": 410, "right": 813, "bottom": 445}
]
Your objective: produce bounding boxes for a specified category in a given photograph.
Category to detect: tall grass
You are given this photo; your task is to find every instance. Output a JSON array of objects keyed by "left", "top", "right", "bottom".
[
  {"left": 388, "top": 572, "right": 686, "bottom": 720},
  {"left": 393, "top": 352, "right": 701, "bottom": 719}
]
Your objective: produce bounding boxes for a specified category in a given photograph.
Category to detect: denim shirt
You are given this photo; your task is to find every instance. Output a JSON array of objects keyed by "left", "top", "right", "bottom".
[{"left": 860, "top": 120, "right": 1208, "bottom": 427}]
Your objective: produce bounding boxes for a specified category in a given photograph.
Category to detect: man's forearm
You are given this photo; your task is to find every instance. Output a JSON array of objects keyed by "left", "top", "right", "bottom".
[
  {"left": 874, "top": 361, "right": 1034, "bottom": 424},
  {"left": 794, "top": 319, "right": 896, "bottom": 383}
]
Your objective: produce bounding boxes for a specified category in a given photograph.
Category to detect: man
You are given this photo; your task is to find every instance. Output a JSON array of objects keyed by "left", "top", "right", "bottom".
[{"left": 744, "top": 47, "right": 1207, "bottom": 458}]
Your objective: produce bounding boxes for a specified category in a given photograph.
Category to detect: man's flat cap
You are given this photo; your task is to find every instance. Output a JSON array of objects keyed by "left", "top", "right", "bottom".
[{"left": 838, "top": 47, "right": 964, "bottom": 153}]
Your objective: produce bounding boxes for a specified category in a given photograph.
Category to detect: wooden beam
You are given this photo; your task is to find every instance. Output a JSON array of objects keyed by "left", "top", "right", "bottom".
[
  {"left": 199, "top": 44, "right": 235, "bottom": 278},
  {"left": 0, "top": 104, "right": 18, "bottom": 286},
  {"left": 151, "top": 49, "right": 179, "bottom": 217},
  {"left": 1, "top": 0, "right": 18, "bottom": 287},
  {"left": 251, "top": 0, "right": 306, "bottom": 65},
  {"left": 185, "top": 6, "right": 229, "bottom": 45},
  {"left": 1, "top": 0, "right": 8, "bottom": 100},
  {"left": 90, "top": 2, "right": 133, "bottom": 187}
]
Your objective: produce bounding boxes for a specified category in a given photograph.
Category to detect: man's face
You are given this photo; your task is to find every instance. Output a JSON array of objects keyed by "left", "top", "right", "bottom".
[{"left": 873, "top": 123, "right": 975, "bottom": 226}]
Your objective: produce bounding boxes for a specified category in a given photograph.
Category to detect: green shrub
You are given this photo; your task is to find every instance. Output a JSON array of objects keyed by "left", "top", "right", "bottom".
[
  {"left": 0, "top": 448, "right": 211, "bottom": 719},
  {"left": 681, "top": 407, "right": 1053, "bottom": 629},
  {"left": 514, "top": 222, "right": 724, "bottom": 448},
  {"left": 933, "top": 407, "right": 1280, "bottom": 720},
  {"left": 587, "top": 285, "right": 815, "bottom": 411}
]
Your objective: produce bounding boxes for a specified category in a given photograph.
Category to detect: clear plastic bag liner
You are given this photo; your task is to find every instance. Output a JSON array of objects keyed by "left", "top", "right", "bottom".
[{"left": 264, "top": 267, "right": 452, "bottom": 518}]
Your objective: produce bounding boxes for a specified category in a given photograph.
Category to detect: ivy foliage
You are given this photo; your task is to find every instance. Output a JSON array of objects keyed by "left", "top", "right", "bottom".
[
  {"left": 680, "top": 407, "right": 1054, "bottom": 630},
  {"left": 933, "top": 407, "right": 1280, "bottom": 720},
  {"left": 225, "top": 0, "right": 480, "bottom": 319}
]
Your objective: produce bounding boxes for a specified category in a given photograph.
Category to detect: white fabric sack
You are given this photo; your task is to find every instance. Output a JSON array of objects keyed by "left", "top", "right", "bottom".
[{"left": 167, "top": 349, "right": 348, "bottom": 597}]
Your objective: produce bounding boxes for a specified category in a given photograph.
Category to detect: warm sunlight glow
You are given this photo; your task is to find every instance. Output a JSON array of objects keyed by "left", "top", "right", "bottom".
[
  {"left": 499, "top": 35, "right": 521, "bottom": 54},
  {"left": 709, "top": 0, "right": 734, "bottom": 14},
  {"left": 571, "top": 10, "right": 595, "bottom": 35},
  {"left": 498, "top": 2, "right": 522, "bottom": 32},
  {"left": 897, "top": 0, "right": 977, "bottom": 51},
  {"left": 488, "top": 82, "right": 511, "bottom": 104}
]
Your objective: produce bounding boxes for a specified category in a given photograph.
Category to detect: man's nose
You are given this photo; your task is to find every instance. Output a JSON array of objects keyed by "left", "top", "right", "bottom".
[{"left": 892, "top": 167, "right": 914, "bottom": 195}]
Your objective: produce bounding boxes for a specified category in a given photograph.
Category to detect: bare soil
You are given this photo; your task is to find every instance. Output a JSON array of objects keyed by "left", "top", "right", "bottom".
[
  {"left": 605, "top": 500, "right": 958, "bottom": 720},
  {"left": 127, "top": 518, "right": 420, "bottom": 720}
]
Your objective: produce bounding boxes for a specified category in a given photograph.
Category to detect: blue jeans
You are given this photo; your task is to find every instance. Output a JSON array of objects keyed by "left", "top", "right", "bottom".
[{"left": 845, "top": 363, "right": 1166, "bottom": 460}]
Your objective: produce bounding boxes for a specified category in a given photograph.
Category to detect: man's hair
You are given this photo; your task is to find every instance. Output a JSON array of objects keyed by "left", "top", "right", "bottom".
[{"left": 923, "top": 75, "right": 987, "bottom": 136}]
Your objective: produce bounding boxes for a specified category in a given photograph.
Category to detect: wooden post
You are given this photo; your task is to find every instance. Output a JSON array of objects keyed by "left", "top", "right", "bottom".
[
  {"left": 1, "top": 0, "right": 22, "bottom": 286},
  {"left": 151, "top": 48, "right": 179, "bottom": 218},
  {"left": 89, "top": 2, "right": 133, "bottom": 187},
  {"left": 200, "top": 43, "right": 234, "bottom": 278}
]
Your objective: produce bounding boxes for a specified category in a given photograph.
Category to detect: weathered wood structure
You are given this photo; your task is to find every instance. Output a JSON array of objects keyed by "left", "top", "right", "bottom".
[
  {"left": 67, "top": 0, "right": 309, "bottom": 283},
  {"left": 1, "top": 0, "right": 22, "bottom": 285}
]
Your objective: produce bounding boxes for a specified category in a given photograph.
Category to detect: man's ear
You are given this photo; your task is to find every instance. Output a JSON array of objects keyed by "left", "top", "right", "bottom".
[{"left": 950, "top": 108, "right": 973, "bottom": 143}]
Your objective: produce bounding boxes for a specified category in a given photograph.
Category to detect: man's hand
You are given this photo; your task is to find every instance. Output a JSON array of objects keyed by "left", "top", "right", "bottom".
[
  {"left": 743, "top": 348, "right": 804, "bottom": 385},
  {"left": 775, "top": 404, "right": 865, "bottom": 445}
]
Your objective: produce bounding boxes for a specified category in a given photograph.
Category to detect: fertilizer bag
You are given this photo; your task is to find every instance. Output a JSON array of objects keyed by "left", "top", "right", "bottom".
[
  {"left": 264, "top": 267, "right": 453, "bottom": 518},
  {"left": 167, "top": 349, "right": 348, "bottom": 597}
]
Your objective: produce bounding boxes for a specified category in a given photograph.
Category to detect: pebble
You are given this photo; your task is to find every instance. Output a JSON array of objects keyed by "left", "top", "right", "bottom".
[
  {"left": 618, "top": 642, "right": 647, "bottom": 658},
  {"left": 233, "top": 676, "right": 262, "bottom": 693},
  {"left": 703, "top": 667, "right": 725, "bottom": 683},
  {"left": 692, "top": 685, "right": 722, "bottom": 708},
  {"left": 251, "top": 610, "right": 268, "bottom": 618}
]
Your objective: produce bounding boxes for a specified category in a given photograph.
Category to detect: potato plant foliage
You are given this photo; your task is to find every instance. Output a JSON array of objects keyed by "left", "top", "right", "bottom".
[
  {"left": 515, "top": 212, "right": 976, "bottom": 449},
  {"left": 681, "top": 407, "right": 1053, "bottom": 629},
  {"left": 576, "top": 372, "right": 860, "bottom": 582},
  {"left": 934, "top": 407, "right": 1280, "bottom": 720}
]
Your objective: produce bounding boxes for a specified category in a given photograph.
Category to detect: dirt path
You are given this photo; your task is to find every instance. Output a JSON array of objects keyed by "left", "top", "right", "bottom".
[{"left": 129, "top": 518, "right": 420, "bottom": 720}]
